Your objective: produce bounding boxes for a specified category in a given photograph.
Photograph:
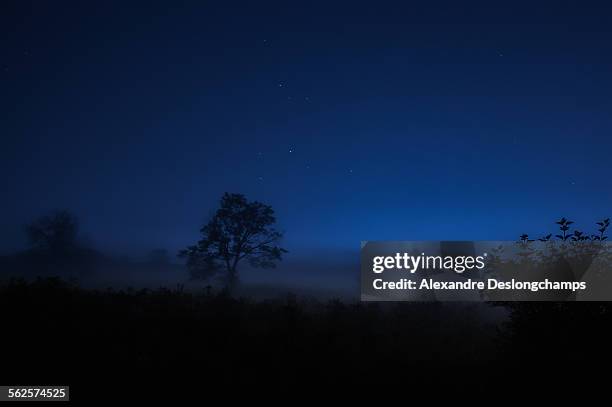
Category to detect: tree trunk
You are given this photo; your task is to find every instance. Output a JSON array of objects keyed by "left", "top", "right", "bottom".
[{"left": 227, "top": 267, "right": 239, "bottom": 294}]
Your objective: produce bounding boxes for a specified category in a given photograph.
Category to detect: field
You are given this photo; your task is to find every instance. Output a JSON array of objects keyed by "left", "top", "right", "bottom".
[{"left": 1, "top": 277, "right": 610, "bottom": 399}]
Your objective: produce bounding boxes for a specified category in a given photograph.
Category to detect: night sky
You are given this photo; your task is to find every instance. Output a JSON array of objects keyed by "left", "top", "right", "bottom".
[{"left": 2, "top": 1, "right": 611, "bottom": 265}]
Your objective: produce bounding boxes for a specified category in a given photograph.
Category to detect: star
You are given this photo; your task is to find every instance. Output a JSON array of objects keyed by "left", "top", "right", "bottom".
[{"left": 289, "top": 148, "right": 294, "bottom": 153}]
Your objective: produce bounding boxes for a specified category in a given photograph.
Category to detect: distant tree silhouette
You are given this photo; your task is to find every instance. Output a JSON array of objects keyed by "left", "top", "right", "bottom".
[
  {"left": 22, "top": 210, "right": 95, "bottom": 278},
  {"left": 26, "top": 210, "right": 78, "bottom": 253},
  {"left": 179, "top": 193, "right": 287, "bottom": 292}
]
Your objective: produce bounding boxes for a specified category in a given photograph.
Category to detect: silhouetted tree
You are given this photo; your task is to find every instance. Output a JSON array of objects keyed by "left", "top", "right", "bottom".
[
  {"left": 26, "top": 210, "right": 78, "bottom": 253},
  {"left": 179, "top": 193, "right": 287, "bottom": 292},
  {"left": 22, "top": 210, "right": 96, "bottom": 278}
]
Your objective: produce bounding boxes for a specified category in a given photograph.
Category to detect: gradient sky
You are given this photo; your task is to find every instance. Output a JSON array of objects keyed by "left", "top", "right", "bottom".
[{"left": 2, "top": 1, "right": 611, "bottom": 259}]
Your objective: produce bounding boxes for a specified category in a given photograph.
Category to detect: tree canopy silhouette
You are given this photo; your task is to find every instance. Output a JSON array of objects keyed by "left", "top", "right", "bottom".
[
  {"left": 180, "top": 193, "right": 287, "bottom": 291},
  {"left": 21, "top": 209, "right": 97, "bottom": 277},
  {"left": 26, "top": 210, "right": 79, "bottom": 253}
]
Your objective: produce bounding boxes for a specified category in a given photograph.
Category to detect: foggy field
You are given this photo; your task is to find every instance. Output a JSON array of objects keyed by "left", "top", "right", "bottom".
[{"left": 4, "top": 277, "right": 607, "bottom": 391}]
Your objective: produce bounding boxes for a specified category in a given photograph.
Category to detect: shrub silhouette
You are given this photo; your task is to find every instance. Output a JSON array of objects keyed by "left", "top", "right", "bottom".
[
  {"left": 497, "top": 217, "right": 612, "bottom": 370},
  {"left": 484, "top": 217, "right": 611, "bottom": 301},
  {"left": 524, "top": 217, "right": 609, "bottom": 243}
]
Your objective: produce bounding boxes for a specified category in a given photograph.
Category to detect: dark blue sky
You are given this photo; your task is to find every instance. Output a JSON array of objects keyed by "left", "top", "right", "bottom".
[{"left": 2, "top": 0, "right": 611, "bottom": 257}]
